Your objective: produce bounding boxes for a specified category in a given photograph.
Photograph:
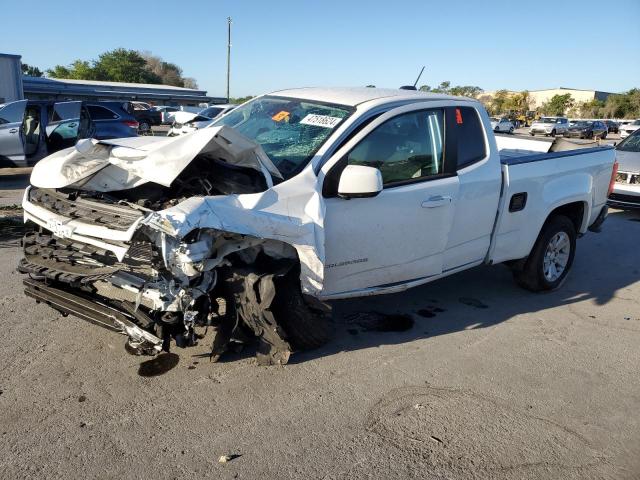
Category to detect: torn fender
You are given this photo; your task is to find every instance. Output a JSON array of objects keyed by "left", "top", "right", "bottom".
[{"left": 144, "top": 166, "right": 327, "bottom": 295}]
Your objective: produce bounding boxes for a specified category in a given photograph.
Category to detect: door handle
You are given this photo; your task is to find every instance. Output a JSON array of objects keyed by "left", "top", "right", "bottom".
[
  {"left": 421, "top": 195, "right": 452, "bottom": 208},
  {"left": 9, "top": 128, "right": 18, "bottom": 133}
]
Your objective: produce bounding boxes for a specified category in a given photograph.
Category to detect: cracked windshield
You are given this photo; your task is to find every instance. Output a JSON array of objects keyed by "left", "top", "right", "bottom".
[{"left": 213, "top": 96, "right": 352, "bottom": 180}]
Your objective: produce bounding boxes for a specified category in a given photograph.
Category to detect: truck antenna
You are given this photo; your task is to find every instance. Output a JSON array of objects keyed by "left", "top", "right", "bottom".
[{"left": 413, "top": 66, "right": 425, "bottom": 88}]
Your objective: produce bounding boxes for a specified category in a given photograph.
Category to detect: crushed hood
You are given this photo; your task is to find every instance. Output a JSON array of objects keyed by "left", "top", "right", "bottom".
[{"left": 30, "top": 126, "right": 283, "bottom": 192}]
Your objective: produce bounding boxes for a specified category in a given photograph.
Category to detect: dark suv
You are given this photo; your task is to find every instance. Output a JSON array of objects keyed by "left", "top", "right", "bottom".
[
  {"left": 123, "top": 101, "right": 162, "bottom": 133},
  {"left": 564, "top": 120, "right": 608, "bottom": 139},
  {"left": 604, "top": 120, "right": 619, "bottom": 134},
  {"left": 85, "top": 102, "right": 140, "bottom": 139}
]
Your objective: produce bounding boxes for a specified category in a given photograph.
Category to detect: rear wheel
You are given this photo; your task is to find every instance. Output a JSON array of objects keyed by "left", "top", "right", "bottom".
[
  {"left": 550, "top": 129, "right": 557, "bottom": 137},
  {"left": 138, "top": 120, "right": 151, "bottom": 135},
  {"left": 513, "top": 215, "right": 576, "bottom": 292}
]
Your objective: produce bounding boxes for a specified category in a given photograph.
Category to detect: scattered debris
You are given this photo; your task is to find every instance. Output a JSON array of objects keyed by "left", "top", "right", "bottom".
[
  {"left": 218, "top": 454, "right": 242, "bottom": 464},
  {"left": 78, "top": 395, "right": 87, "bottom": 403},
  {"left": 430, "top": 435, "right": 443, "bottom": 444}
]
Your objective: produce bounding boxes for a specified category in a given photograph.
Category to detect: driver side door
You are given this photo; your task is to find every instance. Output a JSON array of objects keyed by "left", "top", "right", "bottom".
[
  {"left": 45, "top": 101, "right": 93, "bottom": 154},
  {"left": 0, "top": 100, "right": 28, "bottom": 162},
  {"left": 321, "top": 105, "right": 460, "bottom": 297}
]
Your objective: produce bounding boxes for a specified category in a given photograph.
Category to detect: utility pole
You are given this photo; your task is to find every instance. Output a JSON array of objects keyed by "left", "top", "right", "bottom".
[{"left": 226, "top": 17, "right": 232, "bottom": 103}]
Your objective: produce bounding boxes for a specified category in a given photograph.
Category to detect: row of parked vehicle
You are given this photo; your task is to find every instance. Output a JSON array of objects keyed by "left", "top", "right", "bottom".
[
  {"left": 0, "top": 99, "right": 240, "bottom": 167},
  {"left": 491, "top": 114, "right": 640, "bottom": 140}
]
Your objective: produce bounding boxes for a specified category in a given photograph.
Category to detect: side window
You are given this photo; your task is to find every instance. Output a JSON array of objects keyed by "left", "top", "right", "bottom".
[
  {"left": 0, "top": 102, "right": 26, "bottom": 124},
  {"left": 454, "top": 107, "right": 487, "bottom": 169},
  {"left": 87, "top": 105, "right": 118, "bottom": 120},
  {"left": 346, "top": 109, "right": 444, "bottom": 186}
]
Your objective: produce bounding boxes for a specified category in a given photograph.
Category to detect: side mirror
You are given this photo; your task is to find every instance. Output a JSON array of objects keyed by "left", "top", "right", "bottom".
[{"left": 338, "top": 165, "right": 383, "bottom": 199}]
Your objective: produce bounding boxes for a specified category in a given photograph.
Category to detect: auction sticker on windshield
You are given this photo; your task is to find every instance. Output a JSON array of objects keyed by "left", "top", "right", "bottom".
[{"left": 300, "top": 114, "right": 343, "bottom": 128}]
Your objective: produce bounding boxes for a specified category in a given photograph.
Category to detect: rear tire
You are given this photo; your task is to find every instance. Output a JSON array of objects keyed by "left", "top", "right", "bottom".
[
  {"left": 550, "top": 129, "right": 556, "bottom": 137},
  {"left": 138, "top": 120, "right": 151, "bottom": 136},
  {"left": 512, "top": 215, "right": 576, "bottom": 292}
]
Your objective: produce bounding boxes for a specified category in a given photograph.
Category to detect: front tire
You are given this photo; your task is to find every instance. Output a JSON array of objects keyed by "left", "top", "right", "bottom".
[
  {"left": 513, "top": 215, "right": 576, "bottom": 292},
  {"left": 272, "top": 270, "right": 332, "bottom": 351},
  {"left": 550, "top": 129, "right": 557, "bottom": 137},
  {"left": 509, "top": 126, "right": 514, "bottom": 134}
]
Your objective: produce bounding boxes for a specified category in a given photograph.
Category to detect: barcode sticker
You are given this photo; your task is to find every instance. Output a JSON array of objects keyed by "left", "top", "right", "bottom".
[{"left": 300, "top": 114, "right": 342, "bottom": 128}]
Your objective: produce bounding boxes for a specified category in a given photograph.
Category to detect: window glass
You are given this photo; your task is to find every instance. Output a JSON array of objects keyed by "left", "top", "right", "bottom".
[
  {"left": 0, "top": 101, "right": 26, "bottom": 124},
  {"left": 87, "top": 105, "right": 118, "bottom": 120},
  {"left": 200, "top": 106, "right": 224, "bottom": 118},
  {"left": 213, "top": 95, "right": 352, "bottom": 180},
  {"left": 455, "top": 107, "right": 487, "bottom": 168},
  {"left": 346, "top": 109, "right": 444, "bottom": 185},
  {"left": 617, "top": 130, "right": 640, "bottom": 152}
]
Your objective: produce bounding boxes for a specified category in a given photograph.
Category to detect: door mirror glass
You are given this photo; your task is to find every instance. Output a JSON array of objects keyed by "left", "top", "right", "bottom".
[{"left": 338, "top": 165, "right": 383, "bottom": 199}]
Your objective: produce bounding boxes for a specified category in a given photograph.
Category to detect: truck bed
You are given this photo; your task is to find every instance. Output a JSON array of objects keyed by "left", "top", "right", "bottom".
[{"left": 488, "top": 138, "right": 615, "bottom": 265}]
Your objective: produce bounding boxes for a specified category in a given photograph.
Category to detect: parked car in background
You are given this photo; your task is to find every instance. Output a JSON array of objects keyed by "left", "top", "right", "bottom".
[
  {"left": 153, "top": 105, "right": 180, "bottom": 124},
  {"left": 620, "top": 119, "right": 640, "bottom": 139},
  {"left": 168, "top": 104, "right": 236, "bottom": 136},
  {"left": 85, "top": 102, "right": 139, "bottom": 139},
  {"left": 604, "top": 120, "right": 619, "bottom": 134},
  {"left": 490, "top": 117, "right": 514, "bottom": 133},
  {"left": 608, "top": 129, "right": 640, "bottom": 209},
  {"left": 563, "top": 120, "right": 608, "bottom": 139},
  {"left": 0, "top": 100, "right": 93, "bottom": 167},
  {"left": 529, "top": 117, "right": 570, "bottom": 136},
  {"left": 123, "top": 101, "right": 162, "bottom": 133}
]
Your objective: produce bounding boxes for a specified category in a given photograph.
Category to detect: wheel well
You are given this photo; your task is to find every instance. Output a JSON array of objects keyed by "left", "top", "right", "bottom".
[{"left": 546, "top": 201, "right": 586, "bottom": 232}]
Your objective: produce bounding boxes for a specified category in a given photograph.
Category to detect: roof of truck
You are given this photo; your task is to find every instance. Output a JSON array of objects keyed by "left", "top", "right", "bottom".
[{"left": 270, "top": 87, "right": 462, "bottom": 107}]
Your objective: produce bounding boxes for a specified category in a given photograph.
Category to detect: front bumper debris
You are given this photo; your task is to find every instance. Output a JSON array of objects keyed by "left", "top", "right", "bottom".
[{"left": 23, "top": 277, "right": 162, "bottom": 355}]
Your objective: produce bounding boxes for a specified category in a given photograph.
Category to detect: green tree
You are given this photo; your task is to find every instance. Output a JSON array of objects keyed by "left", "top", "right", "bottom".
[
  {"left": 93, "top": 49, "right": 161, "bottom": 83},
  {"left": 577, "top": 99, "right": 604, "bottom": 118},
  {"left": 602, "top": 89, "right": 640, "bottom": 119},
  {"left": 21, "top": 63, "right": 43, "bottom": 77},
  {"left": 419, "top": 81, "right": 482, "bottom": 98},
  {"left": 540, "top": 94, "right": 574, "bottom": 116},
  {"left": 489, "top": 90, "right": 511, "bottom": 115},
  {"left": 229, "top": 95, "right": 254, "bottom": 104}
]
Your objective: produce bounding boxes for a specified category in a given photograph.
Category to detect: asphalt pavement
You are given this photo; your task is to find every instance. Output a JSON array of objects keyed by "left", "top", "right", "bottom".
[
  {"left": 0, "top": 200, "right": 639, "bottom": 478},
  {"left": 0, "top": 131, "right": 638, "bottom": 479}
]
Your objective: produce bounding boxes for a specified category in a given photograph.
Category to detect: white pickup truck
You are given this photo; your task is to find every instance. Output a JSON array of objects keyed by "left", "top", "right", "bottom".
[{"left": 19, "top": 88, "right": 617, "bottom": 364}]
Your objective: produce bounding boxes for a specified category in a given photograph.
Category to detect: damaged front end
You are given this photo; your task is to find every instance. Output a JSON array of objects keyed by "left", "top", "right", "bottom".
[{"left": 19, "top": 128, "right": 330, "bottom": 365}]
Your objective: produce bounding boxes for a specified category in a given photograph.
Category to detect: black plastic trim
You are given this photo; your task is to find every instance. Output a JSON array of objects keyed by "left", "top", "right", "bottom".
[{"left": 501, "top": 145, "right": 614, "bottom": 166}]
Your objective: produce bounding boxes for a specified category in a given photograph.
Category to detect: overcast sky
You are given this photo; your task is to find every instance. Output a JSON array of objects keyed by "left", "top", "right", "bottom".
[{"left": 3, "top": 0, "right": 639, "bottom": 97}]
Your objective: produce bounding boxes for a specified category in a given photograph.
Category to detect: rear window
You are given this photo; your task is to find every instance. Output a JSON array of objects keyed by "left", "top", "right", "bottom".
[
  {"left": 454, "top": 107, "right": 487, "bottom": 168},
  {"left": 87, "top": 105, "right": 119, "bottom": 120}
]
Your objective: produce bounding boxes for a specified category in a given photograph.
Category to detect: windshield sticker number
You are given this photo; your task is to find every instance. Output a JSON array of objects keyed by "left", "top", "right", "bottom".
[
  {"left": 300, "top": 114, "right": 342, "bottom": 128},
  {"left": 272, "top": 111, "right": 290, "bottom": 122}
]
